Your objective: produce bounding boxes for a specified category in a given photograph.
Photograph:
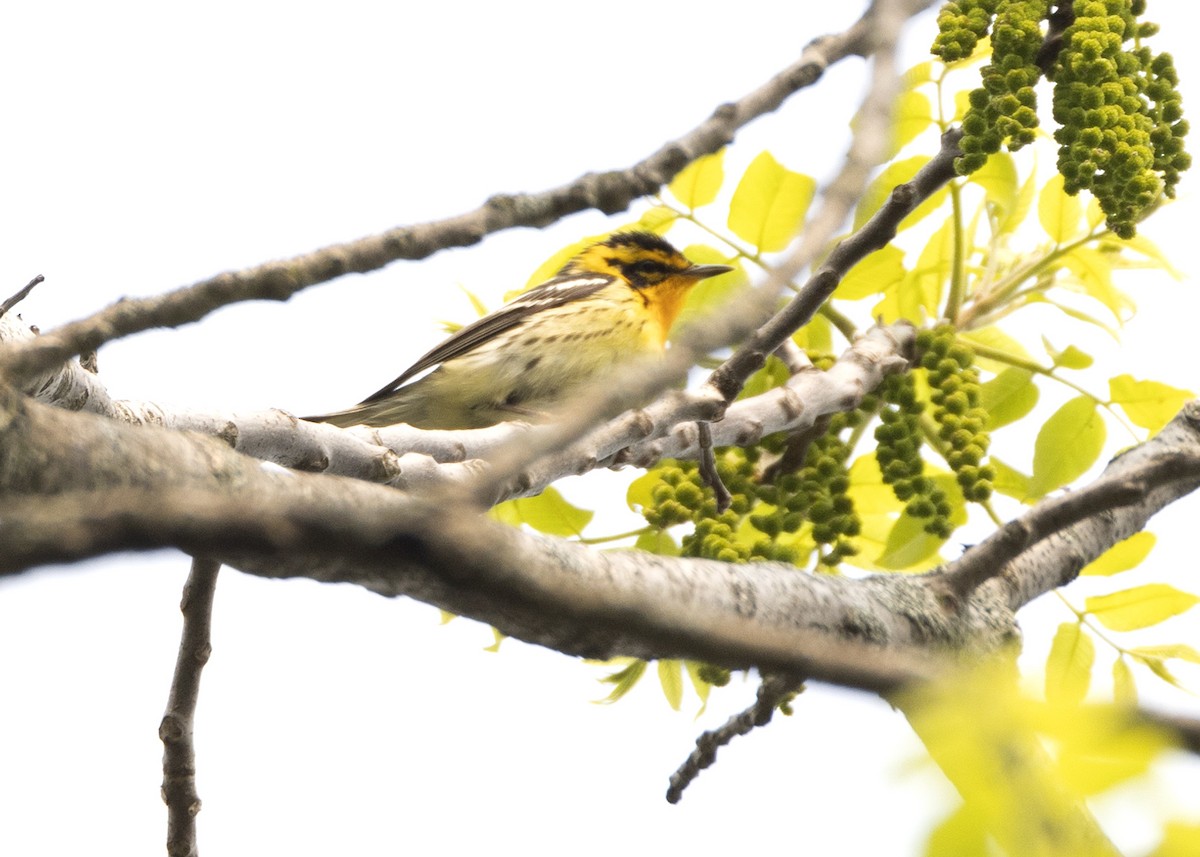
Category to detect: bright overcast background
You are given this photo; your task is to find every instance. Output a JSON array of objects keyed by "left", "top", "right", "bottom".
[{"left": 2, "top": 2, "right": 1199, "bottom": 855}]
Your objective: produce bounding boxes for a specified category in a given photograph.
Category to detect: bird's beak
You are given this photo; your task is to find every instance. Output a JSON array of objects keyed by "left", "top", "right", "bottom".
[{"left": 686, "top": 263, "right": 735, "bottom": 280}]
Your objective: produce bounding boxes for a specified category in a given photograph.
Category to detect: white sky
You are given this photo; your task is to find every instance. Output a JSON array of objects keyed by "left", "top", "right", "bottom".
[{"left": 2, "top": 2, "right": 1198, "bottom": 855}]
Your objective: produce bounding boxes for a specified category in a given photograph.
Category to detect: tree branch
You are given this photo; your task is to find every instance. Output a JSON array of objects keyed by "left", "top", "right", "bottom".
[
  {"left": 160, "top": 556, "right": 220, "bottom": 857},
  {"left": 0, "top": 3, "right": 937, "bottom": 388}
]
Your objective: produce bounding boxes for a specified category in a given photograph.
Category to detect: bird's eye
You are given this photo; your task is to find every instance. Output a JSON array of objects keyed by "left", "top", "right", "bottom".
[{"left": 631, "top": 259, "right": 666, "bottom": 276}]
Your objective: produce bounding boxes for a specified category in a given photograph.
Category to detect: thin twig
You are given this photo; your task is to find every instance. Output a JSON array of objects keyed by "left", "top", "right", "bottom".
[
  {"left": 666, "top": 672, "right": 805, "bottom": 803},
  {"left": 696, "top": 421, "right": 732, "bottom": 513},
  {"left": 0, "top": 274, "right": 44, "bottom": 318},
  {"left": 161, "top": 557, "right": 221, "bottom": 857}
]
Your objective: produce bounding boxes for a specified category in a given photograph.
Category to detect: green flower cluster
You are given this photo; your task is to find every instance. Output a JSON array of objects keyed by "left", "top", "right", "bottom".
[
  {"left": 875, "top": 373, "right": 955, "bottom": 538},
  {"left": 1052, "top": 0, "right": 1190, "bottom": 238},
  {"left": 932, "top": 0, "right": 1000, "bottom": 62},
  {"left": 955, "top": 0, "right": 1050, "bottom": 174},
  {"left": 918, "top": 325, "right": 995, "bottom": 503}
]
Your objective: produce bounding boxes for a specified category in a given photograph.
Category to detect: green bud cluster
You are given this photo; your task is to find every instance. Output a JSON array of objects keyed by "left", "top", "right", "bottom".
[
  {"left": 1051, "top": 0, "right": 1190, "bottom": 238},
  {"left": 761, "top": 413, "right": 863, "bottom": 569},
  {"left": 639, "top": 354, "right": 875, "bottom": 571},
  {"left": 955, "top": 0, "right": 1050, "bottom": 174},
  {"left": 932, "top": 0, "right": 1001, "bottom": 62},
  {"left": 875, "top": 373, "right": 955, "bottom": 538},
  {"left": 917, "top": 325, "right": 995, "bottom": 503}
]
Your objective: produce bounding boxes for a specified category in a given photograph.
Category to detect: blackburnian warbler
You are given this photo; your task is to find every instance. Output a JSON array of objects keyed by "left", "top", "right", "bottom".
[{"left": 307, "top": 231, "right": 733, "bottom": 429}]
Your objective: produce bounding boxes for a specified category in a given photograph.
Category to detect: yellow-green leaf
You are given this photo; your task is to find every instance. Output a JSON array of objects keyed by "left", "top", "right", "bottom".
[
  {"left": 1045, "top": 622, "right": 1094, "bottom": 705},
  {"left": 999, "top": 163, "right": 1039, "bottom": 235},
  {"left": 1151, "top": 821, "right": 1200, "bottom": 857},
  {"left": 727, "top": 151, "right": 816, "bottom": 252},
  {"left": 969, "top": 152, "right": 1018, "bottom": 220},
  {"left": 836, "top": 244, "right": 907, "bottom": 300},
  {"left": 1038, "top": 173, "right": 1084, "bottom": 243},
  {"left": 595, "top": 659, "right": 647, "bottom": 704},
  {"left": 636, "top": 205, "right": 679, "bottom": 233},
  {"left": 792, "top": 312, "right": 833, "bottom": 353},
  {"left": 1086, "top": 584, "right": 1200, "bottom": 632},
  {"left": 684, "top": 661, "right": 714, "bottom": 717},
  {"left": 886, "top": 90, "right": 934, "bottom": 158},
  {"left": 657, "top": 659, "right": 684, "bottom": 710},
  {"left": 979, "top": 368, "right": 1038, "bottom": 430},
  {"left": 521, "top": 234, "right": 597, "bottom": 292},
  {"left": 854, "top": 155, "right": 949, "bottom": 233},
  {"left": 960, "top": 326, "right": 1033, "bottom": 372},
  {"left": 634, "top": 528, "right": 680, "bottom": 556},
  {"left": 489, "top": 486, "right": 593, "bottom": 536},
  {"left": 626, "top": 470, "right": 659, "bottom": 513},
  {"left": 676, "top": 244, "right": 744, "bottom": 331},
  {"left": 987, "top": 456, "right": 1032, "bottom": 503},
  {"left": 924, "top": 806, "right": 990, "bottom": 857},
  {"left": 901, "top": 60, "right": 935, "bottom": 90},
  {"left": 668, "top": 149, "right": 725, "bottom": 210},
  {"left": 1060, "top": 246, "right": 1135, "bottom": 323},
  {"left": 484, "top": 628, "right": 505, "bottom": 653},
  {"left": 1043, "top": 339, "right": 1093, "bottom": 369},
  {"left": 1081, "top": 531, "right": 1156, "bottom": 577},
  {"left": 874, "top": 215, "right": 953, "bottom": 322},
  {"left": 1112, "top": 657, "right": 1137, "bottom": 706},
  {"left": 1029, "top": 396, "right": 1106, "bottom": 497},
  {"left": 1118, "top": 233, "right": 1183, "bottom": 279},
  {"left": 1129, "top": 643, "right": 1200, "bottom": 664},
  {"left": 1109, "top": 374, "right": 1193, "bottom": 433}
]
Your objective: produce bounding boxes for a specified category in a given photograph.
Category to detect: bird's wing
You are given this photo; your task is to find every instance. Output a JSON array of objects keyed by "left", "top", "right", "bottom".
[{"left": 358, "top": 273, "right": 615, "bottom": 404}]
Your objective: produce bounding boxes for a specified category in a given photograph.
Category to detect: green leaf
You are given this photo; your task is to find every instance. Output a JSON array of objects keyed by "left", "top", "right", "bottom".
[
  {"left": 836, "top": 244, "right": 907, "bottom": 300},
  {"left": 1043, "top": 338, "right": 1093, "bottom": 369},
  {"left": 969, "top": 152, "right": 1017, "bottom": 221},
  {"left": 1086, "top": 584, "right": 1200, "bottom": 632},
  {"left": 1081, "top": 532, "right": 1156, "bottom": 576},
  {"left": 489, "top": 486, "right": 593, "bottom": 536},
  {"left": 979, "top": 368, "right": 1038, "bottom": 430},
  {"left": 854, "top": 155, "right": 949, "bottom": 233},
  {"left": 458, "top": 285, "right": 490, "bottom": 319},
  {"left": 1029, "top": 396, "right": 1106, "bottom": 497},
  {"left": 1023, "top": 293, "right": 1120, "bottom": 340},
  {"left": 1109, "top": 374, "right": 1193, "bottom": 433},
  {"left": 668, "top": 149, "right": 725, "bottom": 210},
  {"left": 1045, "top": 622, "right": 1094, "bottom": 706},
  {"left": 1112, "top": 657, "right": 1137, "bottom": 706},
  {"left": 595, "top": 659, "right": 647, "bottom": 704},
  {"left": 727, "top": 151, "right": 816, "bottom": 252},
  {"left": 657, "top": 659, "right": 684, "bottom": 710},
  {"left": 1038, "top": 173, "right": 1084, "bottom": 243}
]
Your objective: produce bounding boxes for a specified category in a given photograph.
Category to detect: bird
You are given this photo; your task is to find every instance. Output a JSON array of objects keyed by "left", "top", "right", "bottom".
[{"left": 305, "top": 231, "right": 734, "bottom": 429}]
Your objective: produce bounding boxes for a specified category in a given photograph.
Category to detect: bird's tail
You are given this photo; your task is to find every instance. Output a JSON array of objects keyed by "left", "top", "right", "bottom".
[{"left": 303, "top": 390, "right": 430, "bottom": 429}]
